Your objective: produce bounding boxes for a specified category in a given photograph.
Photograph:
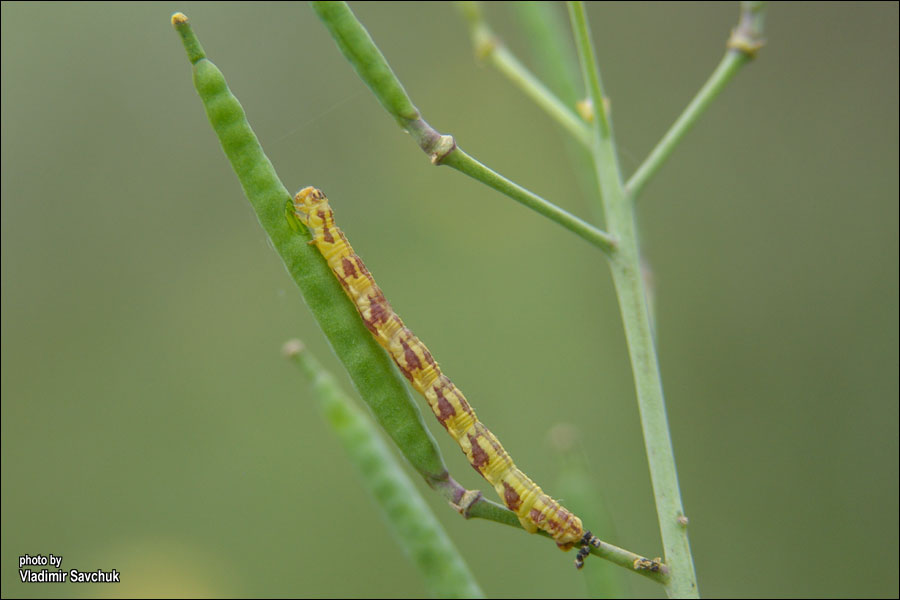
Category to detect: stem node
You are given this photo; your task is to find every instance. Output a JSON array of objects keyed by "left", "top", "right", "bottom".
[{"left": 429, "top": 134, "right": 457, "bottom": 165}]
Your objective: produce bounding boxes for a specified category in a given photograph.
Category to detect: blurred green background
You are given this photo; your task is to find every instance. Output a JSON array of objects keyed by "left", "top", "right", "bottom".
[{"left": 2, "top": 2, "right": 897, "bottom": 598}]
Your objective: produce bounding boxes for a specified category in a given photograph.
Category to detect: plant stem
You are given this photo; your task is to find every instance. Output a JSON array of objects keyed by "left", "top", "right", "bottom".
[
  {"left": 568, "top": 3, "right": 698, "bottom": 597},
  {"left": 466, "top": 492, "right": 670, "bottom": 584},
  {"left": 626, "top": 52, "right": 745, "bottom": 200},
  {"left": 458, "top": 1, "right": 591, "bottom": 148},
  {"left": 311, "top": 1, "right": 616, "bottom": 255},
  {"left": 284, "top": 341, "right": 484, "bottom": 599},
  {"left": 442, "top": 148, "right": 617, "bottom": 253},
  {"left": 626, "top": 1, "right": 767, "bottom": 200},
  {"left": 568, "top": 3, "right": 612, "bottom": 141}
]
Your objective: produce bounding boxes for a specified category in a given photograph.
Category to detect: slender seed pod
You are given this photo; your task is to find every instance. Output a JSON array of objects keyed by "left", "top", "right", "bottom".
[
  {"left": 286, "top": 342, "right": 484, "bottom": 598},
  {"left": 171, "top": 13, "right": 451, "bottom": 489},
  {"left": 294, "top": 186, "right": 596, "bottom": 555}
]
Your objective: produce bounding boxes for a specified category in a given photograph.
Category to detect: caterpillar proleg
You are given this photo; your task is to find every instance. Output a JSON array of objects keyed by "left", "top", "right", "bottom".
[{"left": 293, "top": 187, "right": 597, "bottom": 565}]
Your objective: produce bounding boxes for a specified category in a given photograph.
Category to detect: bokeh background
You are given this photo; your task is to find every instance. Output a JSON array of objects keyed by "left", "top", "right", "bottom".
[{"left": 2, "top": 2, "right": 897, "bottom": 598}]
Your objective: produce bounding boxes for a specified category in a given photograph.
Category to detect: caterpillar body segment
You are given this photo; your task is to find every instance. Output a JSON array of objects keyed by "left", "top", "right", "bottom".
[{"left": 293, "top": 186, "right": 589, "bottom": 554}]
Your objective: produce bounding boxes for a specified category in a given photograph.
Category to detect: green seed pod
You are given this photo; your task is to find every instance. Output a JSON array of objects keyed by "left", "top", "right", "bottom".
[{"left": 172, "top": 12, "right": 449, "bottom": 487}]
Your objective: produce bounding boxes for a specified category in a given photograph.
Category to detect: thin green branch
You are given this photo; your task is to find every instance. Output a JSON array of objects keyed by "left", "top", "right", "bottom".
[
  {"left": 311, "top": 1, "right": 616, "bottom": 255},
  {"left": 626, "top": 1, "right": 768, "bottom": 200},
  {"left": 441, "top": 148, "right": 617, "bottom": 253},
  {"left": 284, "top": 341, "right": 484, "bottom": 599},
  {"left": 463, "top": 490, "right": 670, "bottom": 585},
  {"left": 625, "top": 52, "right": 744, "bottom": 200},
  {"left": 568, "top": 2, "right": 611, "bottom": 141},
  {"left": 568, "top": 3, "right": 698, "bottom": 597},
  {"left": 458, "top": 1, "right": 591, "bottom": 148}
]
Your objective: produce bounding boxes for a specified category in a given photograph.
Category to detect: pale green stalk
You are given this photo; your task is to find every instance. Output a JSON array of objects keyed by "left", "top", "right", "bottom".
[
  {"left": 457, "top": 1, "right": 591, "bottom": 148},
  {"left": 627, "top": 2, "right": 767, "bottom": 199},
  {"left": 568, "top": 3, "right": 697, "bottom": 596}
]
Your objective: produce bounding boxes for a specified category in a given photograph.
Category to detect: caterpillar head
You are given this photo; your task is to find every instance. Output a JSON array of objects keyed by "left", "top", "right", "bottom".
[{"left": 293, "top": 186, "right": 328, "bottom": 216}]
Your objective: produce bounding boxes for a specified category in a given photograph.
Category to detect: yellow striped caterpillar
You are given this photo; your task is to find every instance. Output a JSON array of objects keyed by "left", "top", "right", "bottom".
[{"left": 293, "top": 187, "right": 599, "bottom": 567}]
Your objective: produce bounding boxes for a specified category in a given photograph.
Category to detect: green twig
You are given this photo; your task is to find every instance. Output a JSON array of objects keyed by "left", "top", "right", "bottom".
[
  {"left": 464, "top": 494, "right": 670, "bottom": 585},
  {"left": 311, "top": 1, "right": 616, "bottom": 256},
  {"left": 626, "top": 1, "right": 767, "bottom": 200},
  {"left": 284, "top": 341, "right": 484, "bottom": 599},
  {"left": 568, "top": 3, "right": 698, "bottom": 597},
  {"left": 441, "top": 149, "right": 617, "bottom": 252},
  {"left": 568, "top": 3, "right": 612, "bottom": 142},
  {"left": 457, "top": 1, "right": 591, "bottom": 148}
]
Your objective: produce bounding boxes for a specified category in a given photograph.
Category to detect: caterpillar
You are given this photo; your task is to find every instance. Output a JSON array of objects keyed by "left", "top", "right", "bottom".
[{"left": 293, "top": 186, "right": 599, "bottom": 567}]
